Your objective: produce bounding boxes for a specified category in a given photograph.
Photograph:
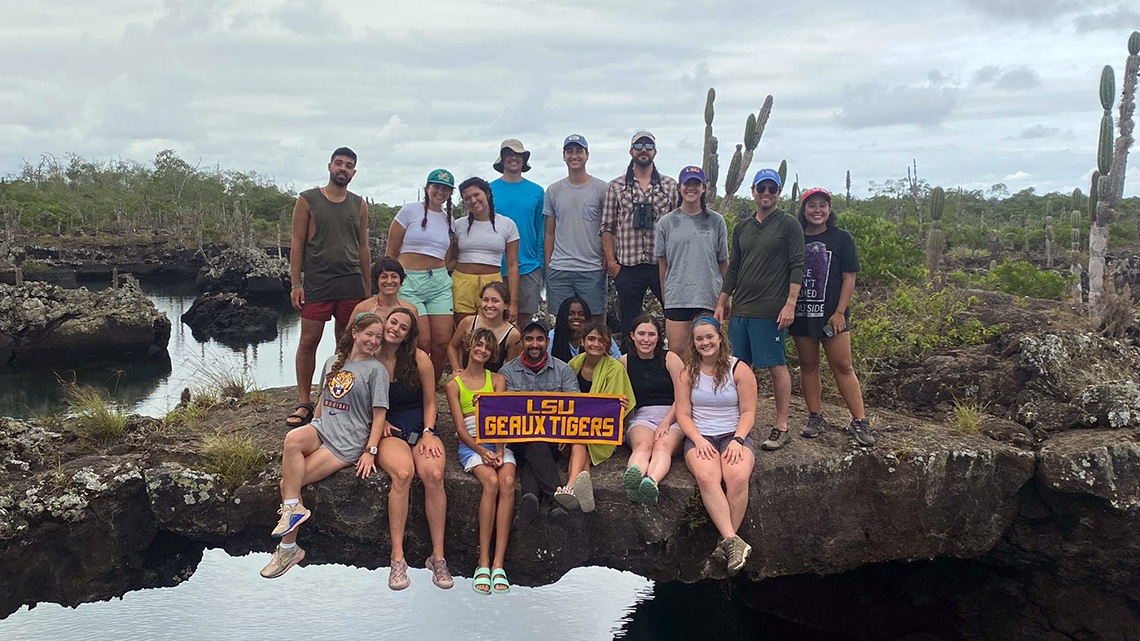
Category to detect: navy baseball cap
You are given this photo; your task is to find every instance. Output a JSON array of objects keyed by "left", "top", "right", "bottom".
[
  {"left": 678, "top": 166, "right": 706, "bottom": 184},
  {"left": 751, "top": 168, "right": 783, "bottom": 189},
  {"left": 563, "top": 134, "right": 588, "bottom": 150}
]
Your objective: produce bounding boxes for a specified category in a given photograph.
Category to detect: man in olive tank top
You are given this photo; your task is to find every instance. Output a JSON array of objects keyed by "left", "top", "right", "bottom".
[{"left": 286, "top": 147, "right": 372, "bottom": 427}]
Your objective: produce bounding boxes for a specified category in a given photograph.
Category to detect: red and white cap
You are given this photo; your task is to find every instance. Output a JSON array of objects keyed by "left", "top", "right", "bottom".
[{"left": 800, "top": 187, "right": 831, "bottom": 203}]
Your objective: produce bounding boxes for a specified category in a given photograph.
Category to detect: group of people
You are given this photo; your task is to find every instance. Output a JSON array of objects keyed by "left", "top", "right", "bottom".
[{"left": 265, "top": 136, "right": 873, "bottom": 590}]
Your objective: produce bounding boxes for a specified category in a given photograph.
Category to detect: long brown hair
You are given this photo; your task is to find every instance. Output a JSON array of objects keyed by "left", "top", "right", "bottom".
[
  {"left": 387, "top": 308, "right": 422, "bottom": 391},
  {"left": 480, "top": 281, "right": 511, "bottom": 322},
  {"left": 325, "top": 313, "right": 383, "bottom": 386},
  {"left": 626, "top": 314, "right": 664, "bottom": 358},
  {"left": 685, "top": 318, "right": 732, "bottom": 391}
]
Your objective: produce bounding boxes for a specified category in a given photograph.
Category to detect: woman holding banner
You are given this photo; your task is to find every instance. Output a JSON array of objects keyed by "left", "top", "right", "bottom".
[
  {"left": 618, "top": 315, "right": 684, "bottom": 504},
  {"left": 675, "top": 316, "right": 758, "bottom": 574},
  {"left": 374, "top": 308, "right": 452, "bottom": 591},
  {"left": 558, "top": 320, "right": 635, "bottom": 514},
  {"left": 445, "top": 328, "right": 516, "bottom": 595}
]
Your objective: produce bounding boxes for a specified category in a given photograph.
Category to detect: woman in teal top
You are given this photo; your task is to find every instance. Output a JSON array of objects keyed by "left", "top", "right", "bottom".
[{"left": 445, "top": 328, "right": 515, "bottom": 595}]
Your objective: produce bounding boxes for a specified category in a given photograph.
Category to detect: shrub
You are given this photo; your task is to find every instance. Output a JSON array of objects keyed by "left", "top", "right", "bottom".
[
  {"left": 838, "top": 212, "right": 924, "bottom": 284},
  {"left": 19, "top": 258, "right": 51, "bottom": 273},
  {"left": 61, "top": 380, "right": 129, "bottom": 445},
  {"left": 978, "top": 259, "right": 1069, "bottom": 300},
  {"left": 201, "top": 431, "right": 267, "bottom": 491},
  {"left": 949, "top": 399, "right": 987, "bottom": 435}
]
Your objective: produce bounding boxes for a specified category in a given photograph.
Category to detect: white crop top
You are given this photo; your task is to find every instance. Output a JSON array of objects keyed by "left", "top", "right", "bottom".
[
  {"left": 451, "top": 215, "right": 520, "bottom": 267},
  {"left": 392, "top": 203, "right": 452, "bottom": 260},
  {"left": 690, "top": 357, "right": 742, "bottom": 437}
]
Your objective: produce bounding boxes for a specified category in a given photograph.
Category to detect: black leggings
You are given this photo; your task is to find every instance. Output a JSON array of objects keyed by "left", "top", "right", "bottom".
[{"left": 615, "top": 263, "right": 662, "bottom": 338}]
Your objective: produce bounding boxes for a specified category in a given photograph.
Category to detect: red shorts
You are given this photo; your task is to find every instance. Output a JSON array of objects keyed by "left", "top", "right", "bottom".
[{"left": 301, "top": 298, "right": 363, "bottom": 325}]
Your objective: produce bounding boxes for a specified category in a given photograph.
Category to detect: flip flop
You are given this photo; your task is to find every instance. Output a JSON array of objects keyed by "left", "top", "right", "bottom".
[
  {"left": 554, "top": 486, "right": 580, "bottom": 511},
  {"left": 472, "top": 567, "right": 492, "bottom": 595},
  {"left": 491, "top": 568, "right": 511, "bottom": 594},
  {"left": 285, "top": 403, "right": 314, "bottom": 428},
  {"left": 622, "top": 465, "right": 643, "bottom": 501},
  {"left": 575, "top": 471, "right": 596, "bottom": 513}
]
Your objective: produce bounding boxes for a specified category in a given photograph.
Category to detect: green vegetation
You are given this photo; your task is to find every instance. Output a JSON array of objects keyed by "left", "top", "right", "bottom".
[
  {"left": 61, "top": 380, "right": 129, "bottom": 445},
  {"left": 160, "top": 393, "right": 216, "bottom": 430},
  {"left": 948, "top": 399, "right": 987, "bottom": 435},
  {"left": 850, "top": 285, "right": 1007, "bottom": 379},
  {"left": 839, "top": 212, "right": 925, "bottom": 283},
  {"left": 950, "top": 259, "right": 1071, "bottom": 300},
  {"left": 19, "top": 258, "right": 50, "bottom": 273},
  {"left": 201, "top": 431, "right": 267, "bottom": 492}
]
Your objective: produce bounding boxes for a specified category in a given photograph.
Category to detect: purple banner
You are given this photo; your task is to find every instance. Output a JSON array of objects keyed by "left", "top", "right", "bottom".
[{"left": 475, "top": 392, "right": 624, "bottom": 445}]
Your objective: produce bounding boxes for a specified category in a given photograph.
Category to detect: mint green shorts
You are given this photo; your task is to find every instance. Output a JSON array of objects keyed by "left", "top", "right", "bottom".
[{"left": 399, "top": 268, "right": 453, "bottom": 316}]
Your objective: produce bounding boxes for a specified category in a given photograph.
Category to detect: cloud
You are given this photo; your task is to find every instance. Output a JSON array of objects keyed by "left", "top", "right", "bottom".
[
  {"left": 972, "top": 65, "right": 1041, "bottom": 91},
  {"left": 834, "top": 76, "right": 959, "bottom": 129},
  {"left": 1003, "top": 170, "right": 1032, "bottom": 182},
  {"left": 1074, "top": 6, "right": 1140, "bottom": 32},
  {"left": 1012, "top": 124, "right": 1061, "bottom": 139}
]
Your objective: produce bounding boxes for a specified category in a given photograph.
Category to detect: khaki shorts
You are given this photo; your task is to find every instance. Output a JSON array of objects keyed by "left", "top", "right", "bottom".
[{"left": 452, "top": 270, "right": 503, "bottom": 315}]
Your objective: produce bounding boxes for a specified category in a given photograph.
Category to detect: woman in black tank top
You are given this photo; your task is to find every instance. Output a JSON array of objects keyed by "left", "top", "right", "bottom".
[
  {"left": 446, "top": 281, "right": 521, "bottom": 374},
  {"left": 617, "top": 315, "right": 685, "bottom": 505}
]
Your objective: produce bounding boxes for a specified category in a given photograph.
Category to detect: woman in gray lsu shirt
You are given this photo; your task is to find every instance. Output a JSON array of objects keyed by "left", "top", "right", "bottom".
[{"left": 261, "top": 313, "right": 390, "bottom": 580}]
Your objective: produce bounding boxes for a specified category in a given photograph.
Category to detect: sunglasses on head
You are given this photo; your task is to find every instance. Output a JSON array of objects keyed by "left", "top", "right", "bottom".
[
  {"left": 631, "top": 142, "right": 656, "bottom": 151},
  {"left": 754, "top": 183, "right": 780, "bottom": 194}
]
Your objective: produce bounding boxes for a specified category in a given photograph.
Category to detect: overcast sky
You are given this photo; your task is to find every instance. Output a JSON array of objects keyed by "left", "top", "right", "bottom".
[{"left": 2, "top": 0, "right": 1138, "bottom": 205}]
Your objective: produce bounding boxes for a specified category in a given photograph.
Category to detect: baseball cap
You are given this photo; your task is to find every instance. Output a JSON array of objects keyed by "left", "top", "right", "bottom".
[
  {"left": 678, "top": 166, "right": 706, "bottom": 184},
  {"left": 522, "top": 318, "right": 550, "bottom": 334},
  {"left": 631, "top": 131, "right": 656, "bottom": 145},
  {"left": 563, "top": 134, "right": 589, "bottom": 150},
  {"left": 751, "top": 168, "right": 783, "bottom": 189},
  {"left": 800, "top": 187, "right": 831, "bottom": 203},
  {"left": 493, "top": 139, "right": 532, "bottom": 173},
  {"left": 426, "top": 168, "right": 454, "bottom": 188}
]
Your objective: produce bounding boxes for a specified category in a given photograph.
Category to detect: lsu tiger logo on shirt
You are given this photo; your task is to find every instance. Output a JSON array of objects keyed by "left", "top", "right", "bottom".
[{"left": 327, "top": 370, "right": 356, "bottom": 399}]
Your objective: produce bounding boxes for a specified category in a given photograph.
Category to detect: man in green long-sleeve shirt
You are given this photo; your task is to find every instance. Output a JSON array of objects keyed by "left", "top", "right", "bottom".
[{"left": 715, "top": 168, "right": 805, "bottom": 451}]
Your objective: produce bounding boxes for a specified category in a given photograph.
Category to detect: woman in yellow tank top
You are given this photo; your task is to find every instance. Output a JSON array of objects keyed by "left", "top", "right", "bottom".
[{"left": 444, "top": 328, "right": 516, "bottom": 595}]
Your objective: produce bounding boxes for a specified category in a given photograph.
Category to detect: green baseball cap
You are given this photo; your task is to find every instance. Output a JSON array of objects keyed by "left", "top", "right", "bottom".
[{"left": 426, "top": 168, "right": 455, "bottom": 188}]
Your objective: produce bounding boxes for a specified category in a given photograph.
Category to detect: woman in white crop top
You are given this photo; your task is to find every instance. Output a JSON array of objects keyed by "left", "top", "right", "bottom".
[
  {"left": 386, "top": 168, "right": 457, "bottom": 379},
  {"left": 448, "top": 177, "right": 520, "bottom": 326},
  {"left": 675, "top": 316, "right": 758, "bottom": 575}
]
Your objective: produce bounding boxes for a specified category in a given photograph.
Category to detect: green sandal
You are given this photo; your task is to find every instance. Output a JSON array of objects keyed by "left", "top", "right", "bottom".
[
  {"left": 472, "top": 567, "right": 492, "bottom": 595},
  {"left": 491, "top": 568, "right": 511, "bottom": 594}
]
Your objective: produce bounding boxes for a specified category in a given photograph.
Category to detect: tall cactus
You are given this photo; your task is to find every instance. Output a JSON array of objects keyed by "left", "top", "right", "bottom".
[
  {"left": 1071, "top": 188, "right": 1081, "bottom": 214},
  {"left": 845, "top": 170, "right": 851, "bottom": 208},
  {"left": 788, "top": 180, "right": 799, "bottom": 209},
  {"left": 1070, "top": 209, "right": 1083, "bottom": 302},
  {"left": 1045, "top": 201, "right": 1055, "bottom": 268},
  {"left": 702, "top": 89, "right": 720, "bottom": 199},
  {"left": 777, "top": 160, "right": 787, "bottom": 187},
  {"left": 719, "top": 94, "right": 774, "bottom": 204},
  {"left": 926, "top": 186, "right": 946, "bottom": 288}
]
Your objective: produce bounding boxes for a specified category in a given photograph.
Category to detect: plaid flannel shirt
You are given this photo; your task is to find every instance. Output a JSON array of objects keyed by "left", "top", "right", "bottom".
[{"left": 599, "top": 171, "right": 679, "bottom": 266}]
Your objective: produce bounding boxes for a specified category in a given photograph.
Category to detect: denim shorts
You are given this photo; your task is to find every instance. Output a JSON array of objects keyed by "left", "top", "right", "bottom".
[
  {"left": 399, "top": 268, "right": 453, "bottom": 316},
  {"left": 546, "top": 268, "right": 607, "bottom": 317},
  {"left": 728, "top": 316, "right": 787, "bottom": 367}
]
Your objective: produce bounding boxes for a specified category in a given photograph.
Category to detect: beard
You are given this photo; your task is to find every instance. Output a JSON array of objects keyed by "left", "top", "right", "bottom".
[
  {"left": 330, "top": 171, "right": 351, "bottom": 187},
  {"left": 632, "top": 155, "right": 653, "bottom": 169}
]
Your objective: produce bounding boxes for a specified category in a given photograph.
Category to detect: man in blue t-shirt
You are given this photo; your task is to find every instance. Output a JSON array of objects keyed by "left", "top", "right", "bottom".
[{"left": 491, "top": 139, "right": 545, "bottom": 327}]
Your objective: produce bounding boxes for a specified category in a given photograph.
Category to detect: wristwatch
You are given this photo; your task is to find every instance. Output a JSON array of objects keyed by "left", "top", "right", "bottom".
[
  {"left": 424, "top": 427, "right": 436, "bottom": 436},
  {"left": 732, "top": 436, "right": 746, "bottom": 446},
  {"left": 368, "top": 445, "right": 378, "bottom": 455}
]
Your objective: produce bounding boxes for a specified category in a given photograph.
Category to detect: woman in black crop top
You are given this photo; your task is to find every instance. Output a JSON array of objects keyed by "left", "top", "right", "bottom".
[
  {"left": 617, "top": 315, "right": 685, "bottom": 504},
  {"left": 446, "top": 281, "right": 521, "bottom": 374}
]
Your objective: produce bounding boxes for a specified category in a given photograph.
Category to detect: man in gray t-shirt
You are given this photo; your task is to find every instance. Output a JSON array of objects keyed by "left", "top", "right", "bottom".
[{"left": 543, "top": 134, "right": 610, "bottom": 321}]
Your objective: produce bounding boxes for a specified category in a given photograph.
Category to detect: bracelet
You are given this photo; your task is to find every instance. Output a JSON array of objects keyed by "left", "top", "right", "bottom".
[{"left": 291, "top": 284, "right": 303, "bottom": 290}]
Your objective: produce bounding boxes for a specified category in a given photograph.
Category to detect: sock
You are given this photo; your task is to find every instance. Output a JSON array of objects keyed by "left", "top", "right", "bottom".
[
  {"left": 284, "top": 498, "right": 300, "bottom": 507},
  {"left": 279, "top": 542, "right": 296, "bottom": 550}
]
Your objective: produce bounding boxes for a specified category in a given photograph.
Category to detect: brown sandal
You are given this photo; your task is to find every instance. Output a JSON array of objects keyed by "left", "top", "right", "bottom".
[{"left": 285, "top": 403, "right": 314, "bottom": 427}]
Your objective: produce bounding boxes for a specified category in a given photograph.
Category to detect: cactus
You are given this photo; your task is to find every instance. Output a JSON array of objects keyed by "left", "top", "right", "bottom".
[
  {"left": 702, "top": 88, "right": 719, "bottom": 199},
  {"left": 926, "top": 186, "right": 946, "bottom": 287},
  {"left": 777, "top": 160, "right": 787, "bottom": 186},
  {"left": 1045, "top": 201, "right": 1055, "bottom": 268},
  {"left": 1070, "top": 209, "right": 1082, "bottom": 302},
  {"left": 788, "top": 180, "right": 799, "bottom": 209},
  {"left": 1071, "top": 188, "right": 1081, "bottom": 213},
  {"left": 1088, "top": 170, "right": 1099, "bottom": 220}
]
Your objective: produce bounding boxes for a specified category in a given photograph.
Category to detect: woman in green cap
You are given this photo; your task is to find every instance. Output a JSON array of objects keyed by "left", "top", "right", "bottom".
[{"left": 386, "top": 169, "right": 457, "bottom": 379}]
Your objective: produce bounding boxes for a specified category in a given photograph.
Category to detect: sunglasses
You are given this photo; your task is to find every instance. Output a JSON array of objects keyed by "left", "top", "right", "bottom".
[
  {"left": 631, "top": 143, "right": 656, "bottom": 151},
  {"left": 754, "top": 183, "right": 780, "bottom": 195}
]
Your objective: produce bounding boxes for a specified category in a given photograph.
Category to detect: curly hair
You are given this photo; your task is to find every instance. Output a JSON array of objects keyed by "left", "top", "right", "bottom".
[
  {"left": 684, "top": 318, "right": 732, "bottom": 391},
  {"left": 386, "top": 308, "right": 422, "bottom": 391},
  {"left": 458, "top": 177, "right": 497, "bottom": 234},
  {"left": 325, "top": 313, "right": 382, "bottom": 387},
  {"left": 551, "top": 296, "right": 591, "bottom": 362},
  {"left": 466, "top": 327, "right": 499, "bottom": 366},
  {"left": 626, "top": 314, "right": 664, "bottom": 358}
]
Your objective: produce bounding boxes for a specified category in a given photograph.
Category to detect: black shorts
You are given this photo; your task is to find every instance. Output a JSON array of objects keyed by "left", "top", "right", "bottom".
[{"left": 664, "top": 307, "right": 711, "bottom": 322}]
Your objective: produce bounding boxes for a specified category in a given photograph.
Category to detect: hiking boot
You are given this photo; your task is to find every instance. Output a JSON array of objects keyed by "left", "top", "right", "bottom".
[
  {"left": 574, "top": 471, "right": 596, "bottom": 513},
  {"left": 801, "top": 413, "right": 825, "bottom": 438},
  {"left": 259, "top": 543, "right": 305, "bottom": 579},
  {"left": 512, "top": 492, "right": 540, "bottom": 530},
  {"left": 711, "top": 537, "right": 730, "bottom": 564},
  {"left": 760, "top": 428, "right": 791, "bottom": 451},
  {"left": 271, "top": 502, "right": 310, "bottom": 538},
  {"left": 849, "top": 418, "right": 876, "bottom": 447},
  {"left": 726, "top": 536, "right": 752, "bottom": 574},
  {"left": 388, "top": 558, "right": 410, "bottom": 591},
  {"left": 425, "top": 556, "right": 454, "bottom": 589}
]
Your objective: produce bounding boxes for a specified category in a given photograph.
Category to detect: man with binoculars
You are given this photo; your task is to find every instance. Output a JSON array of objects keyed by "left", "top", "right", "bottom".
[{"left": 600, "top": 131, "right": 679, "bottom": 338}]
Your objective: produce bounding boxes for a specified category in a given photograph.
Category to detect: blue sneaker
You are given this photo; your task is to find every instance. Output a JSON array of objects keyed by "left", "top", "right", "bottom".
[{"left": 271, "top": 502, "right": 310, "bottom": 538}]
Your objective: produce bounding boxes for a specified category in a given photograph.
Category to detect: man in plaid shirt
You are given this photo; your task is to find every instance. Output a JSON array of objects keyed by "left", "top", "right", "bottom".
[{"left": 600, "top": 131, "right": 679, "bottom": 338}]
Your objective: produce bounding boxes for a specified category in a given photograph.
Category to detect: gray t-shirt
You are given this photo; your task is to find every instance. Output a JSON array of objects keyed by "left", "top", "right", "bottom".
[
  {"left": 543, "top": 176, "right": 608, "bottom": 272},
  {"left": 654, "top": 207, "right": 729, "bottom": 311},
  {"left": 314, "top": 356, "right": 390, "bottom": 463}
]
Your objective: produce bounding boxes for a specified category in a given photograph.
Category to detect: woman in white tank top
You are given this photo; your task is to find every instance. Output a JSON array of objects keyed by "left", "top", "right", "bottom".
[{"left": 675, "top": 316, "right": 758, "bottom": 575}]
